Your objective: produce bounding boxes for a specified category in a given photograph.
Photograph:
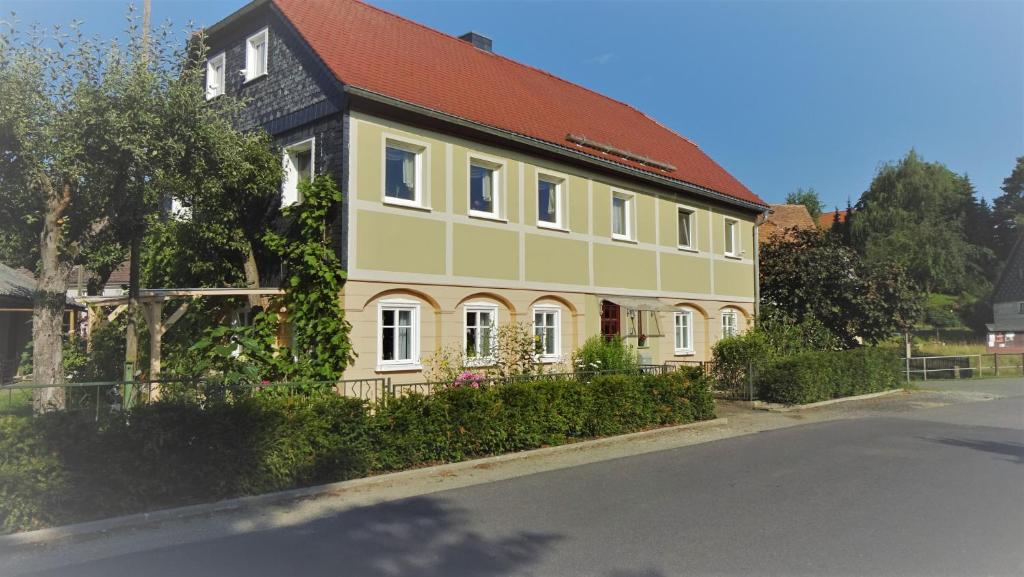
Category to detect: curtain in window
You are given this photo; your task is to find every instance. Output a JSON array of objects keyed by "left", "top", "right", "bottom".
[
  {"left": 547, "top": 184, "right": 557, "bottom": 217},
  {"left": 397, "top": 310, "right": 411, "bottom": 360},
  {"left": 613, "top": 198, "right": 625, "bottom": 235},
  {"left": 481, "top": 169, "right": 492, "bottom": 202},
  {"left": 255, "top": 40, "right": 266, "bottom": 75},
  {"left": 401, "top": 152, "right": 415, "bottom": 191},
  {"left": 679, "top": 213, "right": 690, "bottom": 246}
]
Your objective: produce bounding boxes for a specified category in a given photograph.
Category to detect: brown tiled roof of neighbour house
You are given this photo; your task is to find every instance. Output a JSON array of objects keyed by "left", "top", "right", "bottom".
[
  {"left": 818, "top": 209, "right": 849, "bottom": 229},
  {"left": 265, "top": 0, "right": 767, "bottom": 209},
  {"left": 759, "top": 204, "right": 816, "bottom": 243}
]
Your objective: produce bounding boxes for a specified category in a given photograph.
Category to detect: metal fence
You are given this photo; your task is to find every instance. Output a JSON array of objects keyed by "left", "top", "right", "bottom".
[
  {"left": 903, "top": 353, "right": 1024, "bottom": 381},
  {"left": 0, "top": 363, "right": 713, "bottom": 416}
]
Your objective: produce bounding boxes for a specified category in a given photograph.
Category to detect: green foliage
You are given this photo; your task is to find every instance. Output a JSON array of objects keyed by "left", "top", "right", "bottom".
[
  {"left": 756, "top": 347, "right": 902, "bottom": 405},
  {"left": 263, "top": 176, "right": 354, "bottom": 381},
  {"left": 0, "top": 416, "right": 69, "bottom": 533},
  {"left": 760, "top": 227, "right": 922, "bottom": 347},
  {"left": 785, "top": 187, "right": 824, "bottom": 220},
  {"left": 571, "top": 335, "right": 639, "bottom": 373},
  {"left": 850, "top": 150, "right": 995, "bottom": 294},
  {"left": 993, "top": 157, "right": 1024, "bottom": 261},
  {"left": 711, "top": 305, "right": 840, "bottom": 395},
  {"left": 1, "top": 371, "right": 715, "bottom": 532},
  {"left": 922, "top": 294, "right": 961, "bottom": 329}
]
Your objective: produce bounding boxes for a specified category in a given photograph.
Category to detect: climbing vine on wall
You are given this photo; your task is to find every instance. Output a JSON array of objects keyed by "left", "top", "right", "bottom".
[{"left": 263, "top": 175, "right": 354, "bottom": 381}]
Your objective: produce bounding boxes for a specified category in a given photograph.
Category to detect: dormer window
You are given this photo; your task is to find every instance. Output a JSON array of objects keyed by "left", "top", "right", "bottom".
[
  {"left": 206, "top": 53, "right": 225, "bottom": 99},
  {"left": 245, "top": 28, "right": 268, "bottom": 82}
]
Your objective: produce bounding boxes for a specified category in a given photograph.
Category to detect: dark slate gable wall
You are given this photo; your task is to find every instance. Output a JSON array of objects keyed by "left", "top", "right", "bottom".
[{"left": 204, "top": 4, "right": 349, "bottom": 273}]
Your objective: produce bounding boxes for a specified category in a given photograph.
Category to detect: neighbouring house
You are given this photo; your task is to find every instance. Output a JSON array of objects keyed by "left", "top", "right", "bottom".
[
  {"left": 0, "top": 264, "right": 83, "bottom": 383},
  {"left": 200, "top": 0, "right": 769, "bottom": 382},
  {"left": 987, "top": 234, "right": 1024, "bottom": 354},
  {"left": 818, "top": 208, "right": 849, "bottom": 230},
  {"left": 759, "top": 204, "right": 816, "bottom": 243}
]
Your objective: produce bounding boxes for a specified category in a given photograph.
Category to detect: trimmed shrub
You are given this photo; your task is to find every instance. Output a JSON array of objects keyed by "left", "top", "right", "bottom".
[
  {"left": 1, "top": 370, "right": 715, "bottom": 533},
  {"left": 571, "top": 335, "right": 639, "bottom": 373},
  {"left": 757, "top": 347, "right": 902, "bottom": 405},
  {"left": 0, "top": 416, "right": 69, "bottom": 533}
]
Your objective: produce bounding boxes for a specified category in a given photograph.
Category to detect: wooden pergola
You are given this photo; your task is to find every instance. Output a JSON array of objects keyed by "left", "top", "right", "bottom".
[{"left": 79, "top": 288, "right": 285, "bottom": 385}]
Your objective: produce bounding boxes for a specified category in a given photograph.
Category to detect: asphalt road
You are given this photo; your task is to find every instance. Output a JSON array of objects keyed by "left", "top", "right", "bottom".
[{"left": 13, "top": 383, "right": 1024, "bottom": 577}]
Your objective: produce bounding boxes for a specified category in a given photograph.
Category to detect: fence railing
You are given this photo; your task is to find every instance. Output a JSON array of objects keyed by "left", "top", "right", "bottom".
[
  {"left": 902, "top": 353, "right": 1024, "bottom": 381},
  {"left": 0, "top": 363, "right": 714, "bottom": 416}
]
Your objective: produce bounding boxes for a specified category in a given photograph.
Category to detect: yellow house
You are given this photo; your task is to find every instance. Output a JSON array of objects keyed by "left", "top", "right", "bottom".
[{"left": 205, "top": 0, "right": 770, "bottom": 382}]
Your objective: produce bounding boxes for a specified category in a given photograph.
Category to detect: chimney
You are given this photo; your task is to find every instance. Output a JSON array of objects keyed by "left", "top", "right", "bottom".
[{"left": 458, "top": 31, "right": 492, "bottom": 53}]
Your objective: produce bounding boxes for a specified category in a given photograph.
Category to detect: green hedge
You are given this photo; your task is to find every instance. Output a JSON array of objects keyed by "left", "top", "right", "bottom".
[
  {"left": 756, "top": 347, "right": 902, "bottom": 405},
  {"left": 1, "top": 370, "right": 714, "bottom": 533}
]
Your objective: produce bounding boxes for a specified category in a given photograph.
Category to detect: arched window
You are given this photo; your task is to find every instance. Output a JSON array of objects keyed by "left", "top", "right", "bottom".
[
  {"left": 464, "top": 302, "right": 498, "bottom": 363},
  {"left": 533, "top": 305, "right": 561, "bottom": 361},
  {"left": 721, "top": 309, "right": 739, "bottom": 338},
  {"left": 673, "top": 308, "right": 694, "bottom": 354}
]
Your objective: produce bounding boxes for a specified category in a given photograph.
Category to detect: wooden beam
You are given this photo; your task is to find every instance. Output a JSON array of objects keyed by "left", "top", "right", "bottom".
[
  {"left": 107, "top": 304, "right": 128, "bottom": 323},
  {"left": 160, "top": 299, "right": 192, "bottom": 336}
]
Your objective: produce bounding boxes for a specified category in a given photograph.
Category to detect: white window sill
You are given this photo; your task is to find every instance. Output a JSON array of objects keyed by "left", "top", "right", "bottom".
[
  {"left": 537, "top": 355, "right": 562, "bottom": 364},
  {"left": 537, "top": 221, "right": 568, "bottom": 232},
  {"left": 243, "top": 72, "right": 268, "bottom": 85},
  {"left": 375, "top": 363, "right": 423, "bottom": 373},
  {"left": 724, "top": 253, "right": 742, "bottom": 260},
  {"left": 383, "top": 197, "right": 431, "bottom": 212},
  {"left": 674, "top": 350, "right": 696, "bottom": 357},
  {"left": 469, "top": 211, "right": 506, "bottom": 223},
  {"left": 612, "top": 234, "right": 637, "bottom": 244},
  {"left": 677, "top": 246, "right": 699, "bottom": 254},
  {"left": 205, "top": 92, "right": 224, "bottom": 101}
]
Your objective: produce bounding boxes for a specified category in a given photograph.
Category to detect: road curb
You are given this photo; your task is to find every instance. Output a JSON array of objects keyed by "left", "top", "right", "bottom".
[
  {"left": 0, "top": 417, "right": 727, "bottom": 553},
  {"left": 751, "top": 388, "right": 906, "bottom": 412}
]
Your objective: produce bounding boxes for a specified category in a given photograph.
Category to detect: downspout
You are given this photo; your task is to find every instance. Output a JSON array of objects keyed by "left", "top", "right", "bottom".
[{"left": 753, "top": 209, "right": 771, "bottom": 320}]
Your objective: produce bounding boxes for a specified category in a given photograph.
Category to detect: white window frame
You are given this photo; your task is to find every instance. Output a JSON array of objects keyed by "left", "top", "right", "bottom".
[
  {"left": 536, "top": 172, "right": 566, "bottom": 230},
  {"left": 724, "top": 217, "right": 739, "bottom": 257},
  {"left": 463, "top": 302, "right": 499, "bottom": 365},
  {"left": 677, "top": 205, "right": 696, "bottom": 251},
  {"left": 205, "top": 52, "right": 225, "bottom": 100},
  {"left": 377, "top": 300, "right": 421, "bottom": 371},
  {"left": 721, "top": 310, "right": 739, "bottom": 338},
  {"left": 1019, "top": 302, "right": 1024, "bottom": 315},
  {"left": 611, "top": 190, "right": 635, "bottom": 241},
  {"left": 245, "top": 27, "right": 269, "bottom": 82},
  {"left": 673, "top": 309, "right": 695, "bottom": 355},
  {"left": 532, "top": 306, "right": 561, "bottom": 362},
  {"left": 281, "top": 138, "right": 315, "bottom": 207},
  {"left": 381, "top": 136, "right": 428, "bottom": 209},
  {"left": 467, "top": 154, "right": 506, "bottom": 221}
]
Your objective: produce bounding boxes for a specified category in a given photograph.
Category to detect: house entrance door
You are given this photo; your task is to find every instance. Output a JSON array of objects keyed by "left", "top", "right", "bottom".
[{"left": 600, "top": 300, "right": 620, "bottom": 340}]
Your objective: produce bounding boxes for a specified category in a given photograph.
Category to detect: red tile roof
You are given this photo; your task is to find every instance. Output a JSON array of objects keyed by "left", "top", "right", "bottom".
[
  {"left": 272, "top": 0, "right": 766, "bottom": 208},
  {"left": 818, "top": 209, "right": 848, "bottom": 229}
]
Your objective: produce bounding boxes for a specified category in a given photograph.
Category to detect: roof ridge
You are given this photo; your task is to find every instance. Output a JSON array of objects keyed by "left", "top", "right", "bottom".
[{"left": 336, "top": 0, "right": 700, "bottom": 150}]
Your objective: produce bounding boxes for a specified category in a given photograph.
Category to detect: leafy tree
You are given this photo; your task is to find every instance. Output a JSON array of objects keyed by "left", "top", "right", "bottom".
[
  {"left": 993, "top": 156, "right": 1024, "bottom": 260},
  {"left": 850, "top": 150, "right": 994, "bottom": 294},
  {"left": 785, "top": 187, "right": 824, "bottom": 220},
  {"left": 0, "top": 17, "right": 185, "bottom": 403},
  {"left": 760, "top": 227, "right": 921, "bottom": 347}
]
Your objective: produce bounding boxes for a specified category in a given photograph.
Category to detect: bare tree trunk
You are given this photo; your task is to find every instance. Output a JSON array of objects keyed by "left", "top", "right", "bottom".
[{"left": 32, "top": 182, "right": 72, "bottom": 412}]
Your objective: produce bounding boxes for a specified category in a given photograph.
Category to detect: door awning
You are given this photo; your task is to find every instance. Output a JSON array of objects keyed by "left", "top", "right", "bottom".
[{"left": 596, "top": 295, "right": 676, "bottom": 312}]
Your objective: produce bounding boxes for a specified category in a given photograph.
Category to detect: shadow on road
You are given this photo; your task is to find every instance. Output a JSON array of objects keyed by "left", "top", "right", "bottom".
[
  {"left": 924, "top": 437, "right": 1024, "bottom": 464},
  {"left": 27, "top": 497, "right": 562, "bottom": 577}
]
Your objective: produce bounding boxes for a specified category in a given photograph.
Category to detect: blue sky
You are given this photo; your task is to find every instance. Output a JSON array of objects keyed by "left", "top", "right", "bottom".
[{"left": 4, "top": 0, "right": 1021, "bottom": 208}]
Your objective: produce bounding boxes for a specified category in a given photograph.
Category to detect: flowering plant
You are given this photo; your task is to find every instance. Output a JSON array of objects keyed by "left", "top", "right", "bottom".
[{"left": 450, "top": 371, "right": 486, "bottom": 389}]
